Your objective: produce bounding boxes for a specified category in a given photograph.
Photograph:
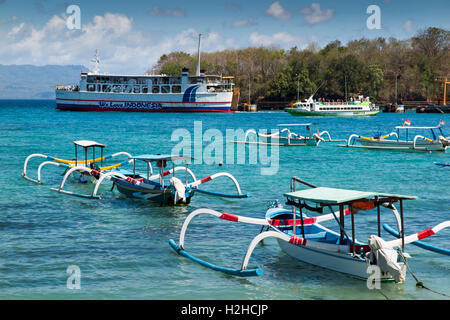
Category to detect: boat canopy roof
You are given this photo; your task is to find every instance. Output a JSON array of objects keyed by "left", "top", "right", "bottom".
[
  {"left": 130, "top": 154, "right": 195, "bottom": 162},
  {"left": 284, "top": 187, "right": 417, "bottom": 205},
  {"left": 73, "top": 140, "right": 106, "bottom": 148}
]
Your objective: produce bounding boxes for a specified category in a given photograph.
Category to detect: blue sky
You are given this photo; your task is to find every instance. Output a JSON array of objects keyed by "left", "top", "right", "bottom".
[{"left": 0, "top": 0, "right": 448, "bottom": 73}]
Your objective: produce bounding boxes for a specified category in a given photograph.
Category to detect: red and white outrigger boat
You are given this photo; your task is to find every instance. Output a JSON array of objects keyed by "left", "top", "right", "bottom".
[
  {"left": 169, "top": 177, "right": 449, "bottom": 281},
  {"left": 23, "top": 146, "right": 249, "bottom": 205}
]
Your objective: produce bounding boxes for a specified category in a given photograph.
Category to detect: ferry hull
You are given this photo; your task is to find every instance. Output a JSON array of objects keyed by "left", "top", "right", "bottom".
[
  {"left": 285, "top": 108, "right": 379, "bottom": 117},
  {"left": 56, "top": 90, "right": 233, "bottom": 112}
]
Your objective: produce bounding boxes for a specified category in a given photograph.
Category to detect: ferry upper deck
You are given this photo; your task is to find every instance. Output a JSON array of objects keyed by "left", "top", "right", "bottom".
[{"left": 56, "top": 69, "right": 234, "bottom": 95}]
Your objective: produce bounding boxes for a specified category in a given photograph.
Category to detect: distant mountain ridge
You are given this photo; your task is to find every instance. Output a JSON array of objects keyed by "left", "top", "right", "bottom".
[{"left": 0, "top": 64, "right": 88, "bottom": 99}]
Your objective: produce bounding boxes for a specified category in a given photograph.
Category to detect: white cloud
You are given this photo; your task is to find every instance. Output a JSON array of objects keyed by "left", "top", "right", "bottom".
[
  {"left": 0, "top": 13, "right": 235, "bottom": 74},
  {"left": 266, "top": 1, "right": 291, "bottom": 20},
  {"left": 300, "top": 3, "right": 334, "bottom": 24},
  {"left": 232, "top": 17, "right": 256, "bottom": 28},
  {"left": 248, "top": 32, "right": 302, "bottom": 47},
  {"left": 402, "top": 20, "right": 414, "bottom": 34}
]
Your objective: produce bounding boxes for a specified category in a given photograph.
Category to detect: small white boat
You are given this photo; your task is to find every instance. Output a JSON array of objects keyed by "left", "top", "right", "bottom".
[
  {"left": 340, "top": 121, "right": 450, "bottom": 152},
  {"left": 169, "top": 177, "right": 450, "bottom": 282},
  {"left": 22, "top": 140, "right": 133, "bottom": 186},
  {"left": 231, "top": 123, "right": 345, "bottom": 147}
]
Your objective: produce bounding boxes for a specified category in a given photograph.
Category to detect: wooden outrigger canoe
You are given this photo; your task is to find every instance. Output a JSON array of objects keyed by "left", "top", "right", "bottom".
[
  {"left": 23, "top": 148, "right": 249, "bottom": 204},
  {"left": 107, "top": 154, "right": 249, "bottom": 205},
  {"left": 339, "top": 122, "right": 450, "bottom": 152},
  {"left": 169, "top": 177, "right": 449, "bottom": 281}
]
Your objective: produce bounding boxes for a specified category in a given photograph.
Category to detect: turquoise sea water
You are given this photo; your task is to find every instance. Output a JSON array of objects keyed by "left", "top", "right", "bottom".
[{"left": 0, "top": 100, "right": 449, "bottom": 300}]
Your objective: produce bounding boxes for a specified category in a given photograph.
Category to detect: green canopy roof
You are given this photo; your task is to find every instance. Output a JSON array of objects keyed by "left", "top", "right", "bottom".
[{"left": 284, "top": 187, "right": 417, "bottom": 204}]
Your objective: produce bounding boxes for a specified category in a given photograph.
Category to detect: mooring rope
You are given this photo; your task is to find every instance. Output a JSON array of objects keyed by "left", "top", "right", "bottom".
[
  {"left": 376, "top": 289, "right": 390, "bottom": 300},
  {"left": 398, "top": 250, "right": 450, "bottom": 298}
]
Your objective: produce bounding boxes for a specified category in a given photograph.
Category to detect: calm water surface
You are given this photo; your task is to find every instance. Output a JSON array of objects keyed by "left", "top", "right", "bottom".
[{"left": 0, "top": 100, "right": 449, "bottom": 299}]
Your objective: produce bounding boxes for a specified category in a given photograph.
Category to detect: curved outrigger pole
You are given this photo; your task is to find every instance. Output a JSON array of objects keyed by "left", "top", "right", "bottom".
[
  {"left": 383, "top": 222, "right": 450, "bottom": 256},
  {"left": 170, "top": 177, "right": 450, "bottom": 278},
  {"left": 22, "top": 151, "right": 133, "bottom": 184},
  {"left": 169, "top": 208, "right": 268, "bottom": 276},
  {"left": 50, "top": 167, "right": 129, "bottom": 199},
  {"left": 188, "top": 172, "right": 250, "bottom": 198},
  {"left": 168, "top": 207, "right": 353, "bottom": 276}
]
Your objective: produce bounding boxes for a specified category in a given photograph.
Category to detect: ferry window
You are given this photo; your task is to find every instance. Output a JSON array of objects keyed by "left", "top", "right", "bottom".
[
  {"left": 133, "top": 86, "right": 140, "bottom": 93},
  {"left": 142, "top": 86, "right": 148, "bottom": 93},
  {"left": 172, "top": 86, "right": 181, "bottom": 93},
  {"left": 170, "top": 77, "right": 181, "bottom": 84},
  {"left": 161, "top": 77, "right": 169, "bottom": 84},
  {"left": 152, "top": 86, "right": 159, "bottom": 93},
  {"left": 87, "top": 84, "right": 95, "bottom": 91},
  {"left": 161, "top": 86, "right": 170, "bottom": 93},
  {"left": 151, "top": 78, "right": 158, "bottom": 85}
]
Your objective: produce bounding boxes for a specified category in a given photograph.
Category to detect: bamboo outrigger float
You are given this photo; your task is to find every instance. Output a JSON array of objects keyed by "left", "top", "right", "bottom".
[
  {"left": 434, "top": 162, "right": 450, "bottom": 167},
  {"left": 169, "top": 177, "right": 449, "bottom": 281},
  {"left": 231, "top": 124, "right": 345, "bottom": 147},
  {"left": 23, "top": 147, "right": 249, "bottom": 204},
  {"left": 339, "top": 122, "right": 450, "bottom": 152}
]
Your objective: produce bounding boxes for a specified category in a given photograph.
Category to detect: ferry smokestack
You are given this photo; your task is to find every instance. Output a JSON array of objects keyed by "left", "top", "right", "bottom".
[
  {"left": 196, "top": 34, "right": 202, "bottom": 77},
  {"left": 200, "top": 69, "right": 205, "bottom": 77},
  {"left": 182, "top": 67, "right": 190, "bottom": 76}
]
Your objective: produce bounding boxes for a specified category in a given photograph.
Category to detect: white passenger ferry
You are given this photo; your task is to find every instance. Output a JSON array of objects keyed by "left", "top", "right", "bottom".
[
  {"left": 285, "top": 94, "right": 379, "bottom": 117},
  {"left": 56, "top": 37, "right": 234, "bottom": 112}
]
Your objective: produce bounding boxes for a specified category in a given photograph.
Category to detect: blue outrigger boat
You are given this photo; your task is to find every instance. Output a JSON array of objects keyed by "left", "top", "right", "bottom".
[
  {"left": 24, "top": 148, "right": 249, "bottom": 205},
  {"left": 170, "top": 177, "right": 449, "bottom": 281}
]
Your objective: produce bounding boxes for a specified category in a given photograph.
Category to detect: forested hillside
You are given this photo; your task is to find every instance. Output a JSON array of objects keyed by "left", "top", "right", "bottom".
[{"left": 151, "top": 27, "right": 449, "bottom": 104}]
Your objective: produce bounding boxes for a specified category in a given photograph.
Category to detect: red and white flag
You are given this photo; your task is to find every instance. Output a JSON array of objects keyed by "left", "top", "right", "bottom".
[{"left": 403, "top": 119, "right": 411, "bottom": 127}]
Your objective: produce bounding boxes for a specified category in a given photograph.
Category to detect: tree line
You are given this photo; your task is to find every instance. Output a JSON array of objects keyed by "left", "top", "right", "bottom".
[{"left": 149, "top": 27, "right": 449, "bottom": 105}]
